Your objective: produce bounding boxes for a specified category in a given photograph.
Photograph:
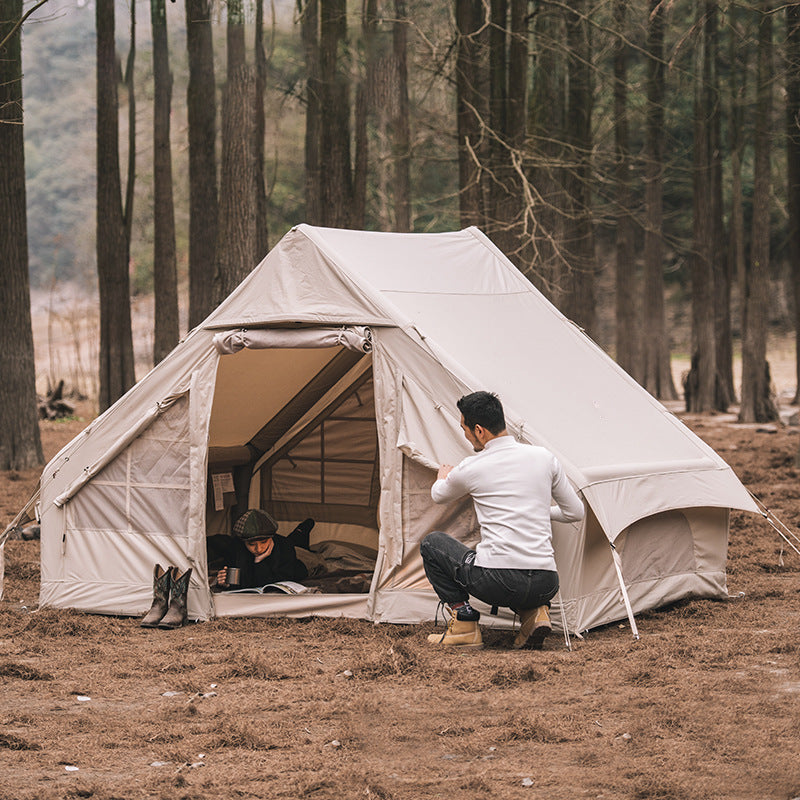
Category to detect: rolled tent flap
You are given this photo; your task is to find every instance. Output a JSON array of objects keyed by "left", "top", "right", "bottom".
[{"left": 212, "top": 326, "right": 373, "bottom": 355}]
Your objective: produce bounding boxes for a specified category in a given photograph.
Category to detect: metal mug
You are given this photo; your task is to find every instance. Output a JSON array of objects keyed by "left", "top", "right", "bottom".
[{"left": 226, "top": 566, "right": 241, "bottom": 588}]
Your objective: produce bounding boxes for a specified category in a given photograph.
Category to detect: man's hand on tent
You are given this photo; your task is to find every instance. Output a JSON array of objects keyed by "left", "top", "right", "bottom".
[{"left": 437, "top": 465, "right": 454, "bottom": 481}]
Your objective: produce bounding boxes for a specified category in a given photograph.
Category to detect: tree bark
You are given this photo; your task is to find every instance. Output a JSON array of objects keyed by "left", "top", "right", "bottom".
[
  {"left": 392, "top": 0, "right": 411, "bottom": 231},
  {"left": 319, "top": 0, "right": 355, "bottom": 227},
  {"left": 96, "top": 0, "right": 135, "bottom": 412},
  {"left": 0, "top": 0, "right": 44, "bottom": 469},
  {"left": 185, "top": 0, "right": 218, "bottom": 328},
  {"left": 254, "top": 0, "right": 270, "bottom": 259},
  {"left": 299, "top": 0, "right": 323, "bottom": 225},
  {"left": 612, "top": 0, "right": 639, "bottom": 381},
  {"left": 455, "top": 0, "right": 488, "bottom": 229},
  {"left": 352, "top": 0, "right": 376, "bottom": 230},
  {"left": 727, "top": 0, "right": 748, "bottom": 406},
  {"left": 709, "top": 3, "right": 733, "bottom": 410},
  {"left": 212, "top": 0, "right": 258, "bottom": 306},
  {"left": 641, "top": 0, "right": 677, "bottom": 400},
  {"left": 687, "top": 1, "right": 716, "bottom": 413},
  {"left": 787, "top": 3, "right": 800, "bottom": 404},
  {"left": 486, "top": 0, "right": 527, "bottom": 263},
  {"left": 562, "top": 0, "right": 596, "bottom": 338},
  {"left": 526, "top": 1, "right": 566, "bottom": 299},
  {"left": 151, "top": 0, "right": 179, "bottom": 365},
  {"left": 739, "top": 1, "right": 777, "bottom": 423}
]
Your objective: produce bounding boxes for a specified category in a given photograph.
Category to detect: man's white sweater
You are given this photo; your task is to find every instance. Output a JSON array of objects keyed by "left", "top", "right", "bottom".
[{"left": 430, "top": 435, "right": 585, "bottom": 571}]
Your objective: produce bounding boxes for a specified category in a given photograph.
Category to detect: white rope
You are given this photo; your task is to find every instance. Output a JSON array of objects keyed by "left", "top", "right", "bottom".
[
  {"left": 748, "top": 491, "right": 800, "bottom": 557},
  {"left": 556, "top": 590, "right": 571, "bottom": 651},
  {"left": 610, "top": 543, "right": 640, "bottom": 640}
]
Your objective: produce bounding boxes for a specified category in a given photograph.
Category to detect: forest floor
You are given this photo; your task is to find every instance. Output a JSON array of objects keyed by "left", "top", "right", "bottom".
[{"left": 2, "top": 359, "right": 800, "bottom": 799}]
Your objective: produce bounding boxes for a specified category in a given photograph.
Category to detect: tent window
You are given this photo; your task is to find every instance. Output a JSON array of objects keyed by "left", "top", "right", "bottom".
[{"left": 259, "top": 372, "right": 380, "bottom": 526}]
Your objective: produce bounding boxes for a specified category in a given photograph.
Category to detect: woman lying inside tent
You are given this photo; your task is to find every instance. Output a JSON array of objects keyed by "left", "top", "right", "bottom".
[{"left": 207, "top": 509, "right": 314, "bottom": 590}]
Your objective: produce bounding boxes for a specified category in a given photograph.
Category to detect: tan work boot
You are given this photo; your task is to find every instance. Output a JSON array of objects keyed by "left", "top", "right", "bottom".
[
  {"left": 427, "top": 607, "right": 484, "bottom": 649},
  {"left": 513, "top": 605, "right": 551, "bottom": 650}
]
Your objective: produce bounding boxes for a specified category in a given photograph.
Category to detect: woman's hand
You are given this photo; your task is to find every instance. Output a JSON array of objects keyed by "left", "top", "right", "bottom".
[{"left": 216, "top": 566, "right": 228, "bottom": 587}]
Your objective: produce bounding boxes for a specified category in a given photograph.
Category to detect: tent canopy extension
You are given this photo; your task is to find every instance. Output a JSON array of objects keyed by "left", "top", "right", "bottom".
[{"left": 4, "top": 225, "right": 758, "bottom": 634}]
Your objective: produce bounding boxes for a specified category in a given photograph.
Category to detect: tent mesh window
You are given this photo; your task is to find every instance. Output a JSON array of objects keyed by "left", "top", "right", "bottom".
[
  {"left": 68, "top": 397, "right": 191, "bottom": 536},
  {"left": 260, "top": 372, "right": 380, "bottom": 528}
]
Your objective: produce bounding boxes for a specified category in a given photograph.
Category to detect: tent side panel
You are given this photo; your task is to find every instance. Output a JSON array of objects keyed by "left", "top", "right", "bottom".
[
  {"left": 40, "top": 394, "right": 213, "bottom": 620},
  {"left": 562, "top": 506, "right": 730, "bottom": 632}
]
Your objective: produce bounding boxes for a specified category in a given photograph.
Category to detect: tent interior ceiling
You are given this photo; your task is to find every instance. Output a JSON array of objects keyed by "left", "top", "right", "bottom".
[{"left": 209, "top": 347, "right": 344, "bottom": 448}]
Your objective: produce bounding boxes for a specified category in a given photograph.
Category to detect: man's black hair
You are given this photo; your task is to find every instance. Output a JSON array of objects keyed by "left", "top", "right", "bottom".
[{"left": 457, "top": 391, "right": 505, "bottom": 435}]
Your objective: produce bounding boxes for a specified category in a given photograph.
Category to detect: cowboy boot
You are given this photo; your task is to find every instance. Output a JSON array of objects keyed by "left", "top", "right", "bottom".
[
  {"left": 427, "top": 606, "right": 483, "bottom": 649},
  {"left": 158, "top": 567, "right": 193, "bottom": 629},
  {"left": 513, "top": 605, "right": 551, "bottom": 650},
  {"left": 140, "top": 564, "right": 172, "bottom": 627}
]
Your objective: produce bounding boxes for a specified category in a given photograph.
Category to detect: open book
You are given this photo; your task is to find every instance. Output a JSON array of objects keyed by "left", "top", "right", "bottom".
[{"left": 223, "top": 580, "right": 310, "bottom": 595}]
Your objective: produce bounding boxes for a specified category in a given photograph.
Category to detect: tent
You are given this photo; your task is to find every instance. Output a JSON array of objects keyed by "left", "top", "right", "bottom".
[{"left": 3, "top": 224, "right": 759, "bottom": 634}]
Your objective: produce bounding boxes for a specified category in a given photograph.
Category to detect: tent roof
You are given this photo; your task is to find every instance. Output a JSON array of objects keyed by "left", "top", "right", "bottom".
[
  {"left": 32, "top": 224, "right": 756, "bottom": 540},
  {"left": 230, "top": 226, "right": 755, "bottom": 521}
]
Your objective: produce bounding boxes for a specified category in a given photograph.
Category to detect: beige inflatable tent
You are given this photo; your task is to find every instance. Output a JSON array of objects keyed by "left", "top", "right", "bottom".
[{"left": 6, "top": 225, "right": 759, "bottom": 634}]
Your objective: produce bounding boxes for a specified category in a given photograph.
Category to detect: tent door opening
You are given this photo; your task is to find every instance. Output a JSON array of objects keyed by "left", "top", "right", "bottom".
[{"left": 205, "top": 340, "right": 380, "bottom": 603}]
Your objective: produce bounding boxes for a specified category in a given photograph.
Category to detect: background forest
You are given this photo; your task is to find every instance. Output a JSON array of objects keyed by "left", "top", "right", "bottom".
[{"left": 2, "top": 0, "right": 800, "bottom": 470}]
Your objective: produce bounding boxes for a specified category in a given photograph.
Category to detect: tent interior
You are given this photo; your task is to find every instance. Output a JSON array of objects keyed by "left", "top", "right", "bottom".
[{"left": 205, "top": 340, "right": 381, "bottom": 596}]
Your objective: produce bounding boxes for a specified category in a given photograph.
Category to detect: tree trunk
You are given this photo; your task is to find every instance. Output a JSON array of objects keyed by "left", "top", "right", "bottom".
[
  {"left": 687, "top": 1, "right": 716, "bottom": 413},
  {"left": 123, "top": 1, "right": 136, "bottom": 248},
  {"left": 526, "top": 1, "right": 566, "bottom": 299},
  {"left": 641, "top": 0, "right": 677, "bottom": 400},
  {"left": 299, "top": 0, "right": 323, "bottom": 225},
  {"left": 392, "top": 0, "right": 411, "bottom": 232},
  {"left": 487, "top": 0, "right": 527, "bottom": 263},
  {"left": 185, "top": 0, "right": 218, "bottom": 328},
  {"left": 352, "top": 0, "right": 376, "bottom": 230},
  {"left": 787, "top": 3, "right": 800, "bottom": 404},
  {"left": 727, "top": 0, "right": 747, "bottom": 403},
  {"left": 455, "top": 0, "right": 488, "bottom": 228},
  {"left": 710, "top": 3, "right": 733, "bottom": 410},
  {"left": 212, "top": 0, "right": 258, "bottom": 306},
  {"left": 740, "top": 1, "right": 777, "bottom": 423},
  {"left": 0, "top": 0, "right": 44, "bottom": 470},
  {"left": 612, "top": 0, "right": 640, "bottom": 381},
  {"left": 151, "top": 0, "right": 179, "bottom": 365},
  {"left": 254, "top": 0, "right": 269, "bottom": 259},
  {"left": 319, "top": 0, "right": 354, "bottom": 228},
  {"left": 96, "top": 0, "right": 135, "bottom": 412},
  {"left": 562, "top": 0, "right": 596, "bottom": 338}
]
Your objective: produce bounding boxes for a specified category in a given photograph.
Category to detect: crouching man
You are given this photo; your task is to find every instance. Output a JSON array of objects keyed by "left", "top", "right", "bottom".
[{"left": 420, "top": 391, "right": 585, "bottom": 650}]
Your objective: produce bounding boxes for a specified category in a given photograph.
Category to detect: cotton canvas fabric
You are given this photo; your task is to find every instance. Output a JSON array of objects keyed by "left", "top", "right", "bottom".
[{"left": 4, "top": 225, "right": 757, "bottom": 634}]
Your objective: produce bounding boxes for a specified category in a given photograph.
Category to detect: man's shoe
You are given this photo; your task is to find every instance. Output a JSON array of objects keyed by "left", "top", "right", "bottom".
[
  {"left": 427, "top": 606, "right": 483, "bottom": 649},
  {"left": 513, "top": 605, "right": 551, "bottom": 650}
]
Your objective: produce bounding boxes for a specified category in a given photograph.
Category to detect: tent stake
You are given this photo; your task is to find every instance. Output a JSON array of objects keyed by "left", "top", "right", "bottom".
[{"left": 610, "top": 543, "right": 640, "bottom": 640}]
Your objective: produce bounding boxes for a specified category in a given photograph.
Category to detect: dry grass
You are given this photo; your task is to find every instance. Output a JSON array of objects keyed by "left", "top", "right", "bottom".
[{"left": 2, "top": 405, "right": 800, "bottom": 798}]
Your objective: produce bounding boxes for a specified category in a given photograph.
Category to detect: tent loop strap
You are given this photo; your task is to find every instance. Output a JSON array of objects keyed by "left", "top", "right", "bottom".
[{"left": 609, "top": 542, "right": 640, "bottom": 640}]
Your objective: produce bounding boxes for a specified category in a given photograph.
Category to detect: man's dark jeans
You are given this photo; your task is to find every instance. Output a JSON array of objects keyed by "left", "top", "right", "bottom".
[{"left": 420, "top": 530, "right": 559, "bottom": 612}]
